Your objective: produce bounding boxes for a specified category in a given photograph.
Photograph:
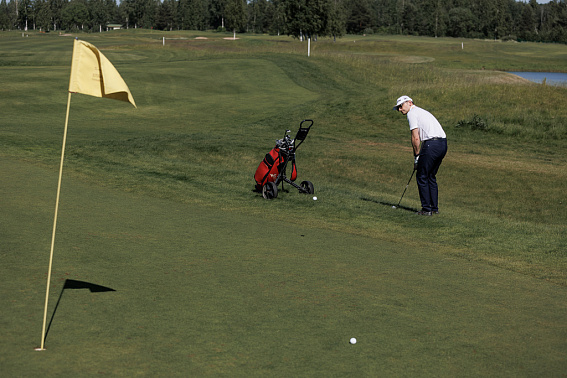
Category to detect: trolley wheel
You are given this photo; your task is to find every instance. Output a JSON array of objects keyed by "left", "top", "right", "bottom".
[
  {"left": 300, "top": 180, "right": 314, "bottom": 194},
  {"left": 262, "top": 182, "right": 278, "bottom": 200}
]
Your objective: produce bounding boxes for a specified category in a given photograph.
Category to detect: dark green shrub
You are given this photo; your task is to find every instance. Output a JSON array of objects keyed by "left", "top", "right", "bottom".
[{"left": 456, "top": 114, "right": 489, "bottom": 131}]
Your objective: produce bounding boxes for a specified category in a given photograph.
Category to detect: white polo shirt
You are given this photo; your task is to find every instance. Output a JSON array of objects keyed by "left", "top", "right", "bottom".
[{"left": 407, "top": 105, "right": 446, "bottom": 141}]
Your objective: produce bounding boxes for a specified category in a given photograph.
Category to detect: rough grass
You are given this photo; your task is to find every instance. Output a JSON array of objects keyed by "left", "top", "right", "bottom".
[
  {"left": 2, "top": 30, "right": 565, "bottom": 283},
  {"left": 1, "top": 30, "right": 566, "bottom": 376}
]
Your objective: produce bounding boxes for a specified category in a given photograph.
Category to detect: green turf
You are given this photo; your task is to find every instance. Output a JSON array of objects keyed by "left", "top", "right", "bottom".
[
  {"left": 1, "top": 30, "right": 566, "bottom": 375},
  {"left": 2, "top": 157, "right": 566, "bottom": 376}
]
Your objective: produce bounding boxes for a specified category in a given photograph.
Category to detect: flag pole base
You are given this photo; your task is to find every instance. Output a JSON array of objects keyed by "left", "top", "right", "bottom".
[{"left": 34, "top": 347, "right": 46, "bottom": 351}]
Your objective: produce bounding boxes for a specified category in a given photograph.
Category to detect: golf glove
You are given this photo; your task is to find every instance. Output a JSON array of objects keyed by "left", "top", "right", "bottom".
[{"left": 414, "top": 155, "right": 419, "bottom": 170}]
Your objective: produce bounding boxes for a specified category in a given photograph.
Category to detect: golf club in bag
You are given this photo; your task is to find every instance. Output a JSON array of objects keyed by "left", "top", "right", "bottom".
[{"left": 254, "top": 120, "right": 314, "bottom": 200}]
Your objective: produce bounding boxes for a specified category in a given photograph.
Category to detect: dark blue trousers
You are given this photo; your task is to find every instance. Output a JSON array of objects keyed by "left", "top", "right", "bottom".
[{"left": 416, "top": 138, "right": 447, "bottom": 212}]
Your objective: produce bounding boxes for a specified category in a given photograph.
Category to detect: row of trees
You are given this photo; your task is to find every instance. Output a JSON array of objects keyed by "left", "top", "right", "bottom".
[{"left": 1, "top": 0, "right": 566, "bottom": 43}]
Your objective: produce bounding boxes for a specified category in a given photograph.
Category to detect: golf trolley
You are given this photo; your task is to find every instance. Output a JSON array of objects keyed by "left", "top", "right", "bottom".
[{"left": 254, "top": 119, "right": 314, "bottom": 200}]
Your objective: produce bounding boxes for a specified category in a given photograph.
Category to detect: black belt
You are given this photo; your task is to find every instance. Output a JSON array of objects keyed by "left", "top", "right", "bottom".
[{"left": 426, "top": 137, "right": 446, "bottom": 141}]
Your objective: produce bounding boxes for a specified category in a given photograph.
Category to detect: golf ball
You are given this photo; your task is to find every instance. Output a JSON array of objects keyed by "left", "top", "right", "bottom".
[
  {"left": 392, "top": 206, "right": 396, "bottom": 209},
  {"left": 313, "top": 196, "right": 317, "bottom": 201},
  {"left": 349, "top": 337, "right": 357, "bottom": 344}
]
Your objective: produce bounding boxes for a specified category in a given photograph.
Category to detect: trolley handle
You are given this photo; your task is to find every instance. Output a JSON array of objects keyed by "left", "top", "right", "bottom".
[
  {"left": 300, "top": 119, "right": 314, "bottom": 129},
  {"left": 294, "top": 119, "right": 313, "bottom": 150}
]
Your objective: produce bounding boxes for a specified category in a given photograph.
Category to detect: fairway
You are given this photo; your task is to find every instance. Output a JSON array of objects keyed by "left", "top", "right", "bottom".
[
  {"left": 1, "top": 30, "right": 566, "bottom": 375},
  {"left": 2, "top": 157, "right": 566, "bottom": 376}
]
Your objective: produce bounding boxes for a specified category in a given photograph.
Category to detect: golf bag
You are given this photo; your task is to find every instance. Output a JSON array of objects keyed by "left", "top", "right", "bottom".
[
  {"left": 254, "top": 120, "right": 314, "bottom": 200},
  {"left": 254, "top": 147, "right": 297, "bottom": 190}
]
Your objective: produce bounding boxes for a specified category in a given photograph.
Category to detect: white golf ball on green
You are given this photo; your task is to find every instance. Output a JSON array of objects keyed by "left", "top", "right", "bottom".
[
  {"left": 313, "top": 196, "right": 317, "bottom": 201},
  {"left": 349, "top": 337, "right": 356, "bottom": 344}
]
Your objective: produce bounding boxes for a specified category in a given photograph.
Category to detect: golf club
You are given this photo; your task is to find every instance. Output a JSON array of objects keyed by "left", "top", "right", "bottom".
[{"left": 394, "top": 169, "right": 416, "bottom": 208}]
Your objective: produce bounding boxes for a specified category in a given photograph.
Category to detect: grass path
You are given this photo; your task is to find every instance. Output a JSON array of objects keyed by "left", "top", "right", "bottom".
[{"left": 2, "top": 157, "right": 565, "bottom": 376}]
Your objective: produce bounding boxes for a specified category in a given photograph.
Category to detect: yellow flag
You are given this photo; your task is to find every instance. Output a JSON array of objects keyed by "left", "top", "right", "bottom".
[{"left": 68, "top": 39, "right": 136, "bottom": 108}]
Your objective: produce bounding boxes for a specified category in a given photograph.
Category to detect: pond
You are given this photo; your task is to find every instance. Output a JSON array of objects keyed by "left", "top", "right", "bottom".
[{"left": 508, "top": 71, "right": 567, "bottom": 86}]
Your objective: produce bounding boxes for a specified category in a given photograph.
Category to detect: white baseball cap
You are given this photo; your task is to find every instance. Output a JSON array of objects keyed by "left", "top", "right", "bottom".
[{"left": 393, "top": 95, "right": 412, "bottom": 110}]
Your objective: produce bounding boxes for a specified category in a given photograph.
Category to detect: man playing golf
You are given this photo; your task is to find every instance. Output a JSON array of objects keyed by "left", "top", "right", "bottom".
[{"left": 394, "top": 96, "right": 447, "bottom": 215}]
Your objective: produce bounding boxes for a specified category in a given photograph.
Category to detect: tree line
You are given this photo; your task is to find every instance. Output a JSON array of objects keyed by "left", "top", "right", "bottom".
[{"left": 1, "top": 0, "right": 566, "bottom": 43}]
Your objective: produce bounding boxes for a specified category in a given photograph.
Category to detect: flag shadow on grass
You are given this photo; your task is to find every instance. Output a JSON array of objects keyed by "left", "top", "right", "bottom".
[
  {"left": 44, "top": 279, "right": 115, "bottom": 343},
  {"left": 360, "top": 197, "right": 418, "bottom": 213}
]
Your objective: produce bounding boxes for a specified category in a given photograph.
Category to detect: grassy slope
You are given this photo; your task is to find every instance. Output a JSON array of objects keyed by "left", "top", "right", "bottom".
[
  {"left": 2, "top": 157, "right": 566, "bottom": 376},
  {"left": 1, "top": 31, "right": 565, "bottom": 281},
  {"left": 1, "top": 30, "right": 566, "bottom": 375}
]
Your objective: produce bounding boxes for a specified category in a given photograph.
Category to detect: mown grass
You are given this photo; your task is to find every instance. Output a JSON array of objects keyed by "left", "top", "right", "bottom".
[
  {"left": 1, "top": 30, "right": 566, "bottom": 375},
  {"left": 1, "top": 30, "right": 565, "bottom": 283},
  {"left": 2, "top": 158, "right": 566, "bottom": 376}
]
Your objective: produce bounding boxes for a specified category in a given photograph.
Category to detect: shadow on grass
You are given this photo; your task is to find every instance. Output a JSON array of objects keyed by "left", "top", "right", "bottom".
[
  {"left": 360, "top": 197, "right": 418, "bottom": 213},
  {"left": 44, "top": 279, "right": 115, "bottom": 344}
]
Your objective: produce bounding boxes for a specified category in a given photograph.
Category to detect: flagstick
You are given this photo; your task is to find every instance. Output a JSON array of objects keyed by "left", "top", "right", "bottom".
[{"left": 36, "top": 92, "right": 73, "bottom": 351}]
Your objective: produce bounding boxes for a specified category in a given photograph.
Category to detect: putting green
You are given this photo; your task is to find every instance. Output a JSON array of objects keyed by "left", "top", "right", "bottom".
[{"left": 1, "top": 156, "right": 565, "bottom": 376}]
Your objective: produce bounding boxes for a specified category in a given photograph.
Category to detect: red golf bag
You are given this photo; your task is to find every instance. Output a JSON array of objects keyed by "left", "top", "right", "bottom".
[
  {"left": 254, "top": 147, "right": 297, "bottom": 191},
  {"left": 254, "top": 120, "right": 314, "bottom": 200}
]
